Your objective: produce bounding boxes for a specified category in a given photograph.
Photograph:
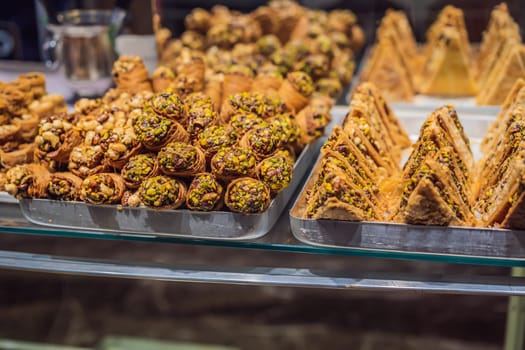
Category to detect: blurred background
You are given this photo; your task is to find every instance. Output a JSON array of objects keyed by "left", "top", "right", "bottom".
[{"left": 0, "top": 0, "right": 522, "bottom": 61}]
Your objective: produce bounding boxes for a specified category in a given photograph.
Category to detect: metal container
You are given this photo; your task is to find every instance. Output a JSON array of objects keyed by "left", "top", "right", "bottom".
[
  {"left": 289, "top": 108, "right": 525, "bottom": 260},
  {"left": 43, "top": 9, "right": 125, "bottom": 97},
  {"left": 19, "top": 140, "right": 321, "bottom": 241}
]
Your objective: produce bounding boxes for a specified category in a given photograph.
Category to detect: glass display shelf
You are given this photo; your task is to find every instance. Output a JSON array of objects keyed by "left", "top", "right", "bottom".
[{"left": 2, "top": 200, "right": 525, "bottom": 269}]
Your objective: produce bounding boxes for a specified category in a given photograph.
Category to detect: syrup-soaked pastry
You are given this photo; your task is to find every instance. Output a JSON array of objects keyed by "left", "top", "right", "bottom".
[
  {"left": 252, "top": 63, "right": 284, "bottom": 93},
  {"left": 158, "top": 141, "right": 206, "bottom": 177},
  {"left": 184, "top": 92, "right": 217, "bottom": 138},
  {"left": 185, "top": 8, "right": 212, "bottom": 34},
  {"left": 138, "top": 175, "right": 186, "bottom": 209},
  {"left": 239, "top": 124, "right": 283, "bottom": 160},
  {"left": 17, "top": 72, "right": 46, "bottom": 99},
  {"left": 47, "top": 172, "right": 82, "bottom": 201},
  {"left": 121, "top": 153, "right": 159, "bottom": 189},
  {"left": 228, "top": 112, "right": 264, "bottom": 137},
  {"left": 225, "top": 177, "right": 271, "bottom": 213},
  {"left": 148, "top": 91, "right": 186, "bottom": 124},
  {"left": 196, "top": 125, "right": 239, "bottom": 160},
  {"left": 267, "top": 113, "right": 301, "bottom": 145},
  {"left": 80, "top": 173, "right": 126, "bottom": 205},
  {"left": 186, "top": 172, "right": 224, "bottom": 211},
  {"left": 315, "top": 78, "right": 343, "bottom": 99},
  {"left": 133, "top": 111, "right": 189, "bottom": 151},
  {"left": 111, "top": 55, "right": 152, "bottom": 93},
  {"left": 256, "top": 35, "right": 282, "bottom": 56},
  {"left": 256, "top": 154, "right": 293, "bottom": 194},
  {"left": 228, "top": 92, "right": 287, "bottom": 119},
  {"left": 211, "top": 146, "right": 257, "bottom": 181},
  {"left": 68, "top": 144, "right": 106, "bottom": 178},
  {"left": 4, "top": 164, "right": 50, "bottom": 199}
]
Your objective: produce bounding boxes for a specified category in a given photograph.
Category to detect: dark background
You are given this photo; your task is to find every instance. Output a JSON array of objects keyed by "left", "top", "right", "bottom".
[{"left": 0, "top": 0, "right": 523, "bottom": 60}]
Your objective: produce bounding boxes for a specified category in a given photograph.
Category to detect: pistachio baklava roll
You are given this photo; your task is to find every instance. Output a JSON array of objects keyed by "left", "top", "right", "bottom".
[
  {"left": 151, "top": 66, "right": 175, "bottom": 93},
  {"left": 278, "top": 71, "right": 314, "bottom": 113},
  {"left": 256, "top": 154, "right": 293, "bottom": 194},
  {"left": 80, "top": 173, "right": 126, "bottom": 205},
  {"left": 0, "top": 142, "right": 34, "bottom": 169},
  {"left": 210, "top": 146, "right": 257, "bottom": 181},
  {"left": 251, "top": 6, "right": 278, "bottom": 35},
  {"left": 195, "top": 125, "right": 238, "bottom": 161},
  {"left": 138, "top": 175, "right": 186, "bottom": 209},
  {"left": 184, "top": 92, "right": 218, "bottom": 138},
  {"left": 181, "top": 30, "right": 206, "bottom": 51},
  {"left": 149, "top": 90, "right": 186, "bottom": 124},
  {"left": 331, "top": 51, "right": 355, "bottom": 86},
  {"left": 68, "top": 144, "right": 106, "bottom": 178},
  {"left": 239, "top": 124, "right": 283, "bottom": 160},
  {"left": 267, "top": 113, "right": 301, "bottom": 145},
  {"left": 47, "top": 172, "right": 83, "bottom": 201},
  {"left": 120, "top": 153, "right": 159, "bottom": 189},
  {"left": 5, "top": 164, "right": 50, "bottom": 199},
  {"left": 229, "top": 92, "right": 287, "bottom": 120},
  {"left": 186, "top": 172, "right": 224, "bottom": 211},
  {"left": 158, "top": 141, "right": 206, "bottom": 177},
  {"left": 225, "top": 177, "right": 271, "bottom": 214},
  {"left": 228, "top": 112, "right": 264, "bottom": 137},
  {"left": 133, "top": 111, "right": 189, "bottom": 151}
]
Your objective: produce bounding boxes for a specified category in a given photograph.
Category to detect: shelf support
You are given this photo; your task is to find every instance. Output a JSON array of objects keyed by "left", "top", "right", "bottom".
[{"left": 504, "top": 267, "right": 525, "bottom": 350}]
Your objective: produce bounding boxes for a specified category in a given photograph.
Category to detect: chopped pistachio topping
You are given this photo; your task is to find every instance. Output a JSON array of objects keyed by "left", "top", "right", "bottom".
[
  {"left": 158, "top": 142, "right": 198, "bottom": 172},
  {"left": 287, "top": 71, "right": 314, "bottom": 97},
  {"left": 197, "top": 125, "right": 238, "bottom": 155},
  {"left": 257, "top": 156, "right": 293, "bottom": 193},
  {"left": 227, "top": 178, "right": 270, "bottom": 213},
  {"left": 121, "top": 154, "right": 156, "bottom": 185},
  {"left": 187, "top": 173, "right": 223, "bottom": 211},
  {"left": 139, "top": 175, "right": 180, "bottom": 208}
]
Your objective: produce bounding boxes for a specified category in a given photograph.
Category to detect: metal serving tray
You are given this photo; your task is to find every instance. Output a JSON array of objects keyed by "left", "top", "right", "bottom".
[
  {"left": 19, "top": 139, "right": 321, "bottom": 241},
  {"left": 289, "top": 109, "right": 525, "bottom": 260}
]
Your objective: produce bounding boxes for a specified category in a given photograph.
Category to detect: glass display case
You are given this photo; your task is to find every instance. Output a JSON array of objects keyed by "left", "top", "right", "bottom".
[{"left": 1, "top": 1, "right": 525, "bottom": 349}]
